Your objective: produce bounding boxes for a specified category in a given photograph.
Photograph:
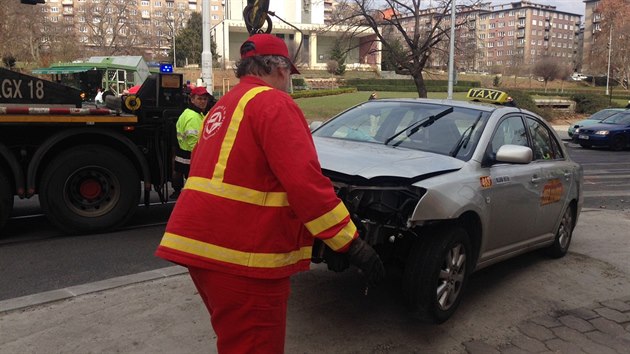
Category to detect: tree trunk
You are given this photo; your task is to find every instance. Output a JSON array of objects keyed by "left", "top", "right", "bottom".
[{"left": 412, "top": 73, "right": 428, "bottom": 98}]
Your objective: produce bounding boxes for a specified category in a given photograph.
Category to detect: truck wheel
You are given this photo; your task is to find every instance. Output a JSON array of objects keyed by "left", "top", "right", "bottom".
[
  {"left": 403, "top": 226, "right": 472, "bottom": 324},
  {"left": 39, "top": 145, "right": 139, "bottom": 234},
  {"left": 546, "top": 205, "right": 575, "bottom": 258},
  {"left": 0, "top": 169, "right": 14, "bottom": 233}
]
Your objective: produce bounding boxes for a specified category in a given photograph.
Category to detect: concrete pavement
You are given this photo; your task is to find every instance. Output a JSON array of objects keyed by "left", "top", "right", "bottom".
[
  {"left": 2, "top": 125, "right": 630, "bottom": 353},
  {"left": 1, "top": 207, "right": 629, "bottom": 354}
]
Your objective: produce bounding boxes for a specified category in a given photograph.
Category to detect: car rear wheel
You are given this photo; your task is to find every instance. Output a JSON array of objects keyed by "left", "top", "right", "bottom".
[
  {"left": 39, "top": 145, "right": 140, "bottom": 234},
  {"left": 610, "top": 135, "right": 627, "bottom": 151},
  {"left": 0, "top": 169, "right": 14, "bottom": 233},
  {"left": 546, "top": 205, "right": 575, "bottom": 258},
  {"left": 403, "top": 225, "right": 471, "bottom": 324}
]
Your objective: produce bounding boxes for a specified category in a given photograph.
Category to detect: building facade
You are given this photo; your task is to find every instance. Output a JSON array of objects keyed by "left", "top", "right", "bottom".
[
  {"left": 40, "top": 0, "right": 379, "bottom": 72},
  {"left": 581, "top": 0, "right": 601, "bottom": 74}
]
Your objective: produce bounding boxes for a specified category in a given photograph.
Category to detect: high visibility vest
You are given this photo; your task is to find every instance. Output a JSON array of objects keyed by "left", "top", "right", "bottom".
[
  {"left": 156, "top": 76, "right": 357, "bottom": 279},
  {"left": 176, "top": 108, "right": 205, "bottom": 152}
]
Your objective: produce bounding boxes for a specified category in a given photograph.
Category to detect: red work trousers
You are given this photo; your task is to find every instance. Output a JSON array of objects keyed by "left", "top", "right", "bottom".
[{"left": 188, "top": 267, "right": 291, "bottom": 354}]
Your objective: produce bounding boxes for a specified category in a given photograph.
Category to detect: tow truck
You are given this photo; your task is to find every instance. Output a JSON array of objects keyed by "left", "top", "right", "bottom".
[{"left": 0, "top": 66, "right": 185, "bottom": 234}]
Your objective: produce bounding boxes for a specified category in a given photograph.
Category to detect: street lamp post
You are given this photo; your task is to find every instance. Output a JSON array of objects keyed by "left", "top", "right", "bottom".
[
  {"left": 201, "top": 0, "right": 213, "bottom": 89},
  {"left": 171, "top": 20, "right": 176, "bottom": 69},
  {"left": 447, "top": 0, "right": 456, "bottom": 100},
  {"left": 605, "top": 24, "right": 613, "bottom": 96}
]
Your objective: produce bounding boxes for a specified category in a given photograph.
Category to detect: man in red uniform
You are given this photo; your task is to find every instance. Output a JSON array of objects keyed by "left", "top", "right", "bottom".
[{"left": 156, "top": 34, "right": 384, "bottom": 353}]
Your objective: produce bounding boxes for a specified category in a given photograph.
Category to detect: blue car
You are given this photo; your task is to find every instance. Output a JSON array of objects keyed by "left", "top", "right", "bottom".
[
  {"left": 567, "top": 108, "right": 626, "bottom": 137},
  {"left": 573, "top": 111, "right": 630, "bottom": 150}
]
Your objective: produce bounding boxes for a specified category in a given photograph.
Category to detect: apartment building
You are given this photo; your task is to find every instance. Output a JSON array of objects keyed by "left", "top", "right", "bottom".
[
  {"left": 39, "top": 0, "right": 378, "bottom": 72},
  {"left": 581, "top": 0, "right": 601, "bottom": 74},
  {"left": 40, "top": 0, "right": 221, "bottom": 59},
  {"left": 388, "top": 1, "right": 581, "bottom": 74}
]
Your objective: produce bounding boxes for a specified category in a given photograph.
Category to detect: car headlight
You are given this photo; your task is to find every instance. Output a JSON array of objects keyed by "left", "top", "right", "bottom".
[
  {"left": 574, "top": 128, "right": 580, "bottom": 133},
  {"left": 595, "top": 130, "right": 609, "bottom": 135}
]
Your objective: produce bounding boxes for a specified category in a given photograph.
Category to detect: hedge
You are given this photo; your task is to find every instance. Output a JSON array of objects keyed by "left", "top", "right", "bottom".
[
  {"left": 343, "top": 78, "right": 481, "bottom": 88},
  {"left": 348, "top": 84, "right": 479, "bottom": 92},
  {"left": 290, "top": 87, "right": 356, "bottom": 99}
]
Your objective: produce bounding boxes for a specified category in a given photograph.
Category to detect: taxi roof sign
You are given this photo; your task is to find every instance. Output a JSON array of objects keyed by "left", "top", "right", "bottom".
[{"left": 467, "top": 88, "right": 509, "bottom": 104}]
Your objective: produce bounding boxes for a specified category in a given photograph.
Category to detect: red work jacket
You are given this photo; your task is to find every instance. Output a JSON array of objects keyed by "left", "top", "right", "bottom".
[{"left": 156, "top": 76, "right": 357, "bottom": 279}]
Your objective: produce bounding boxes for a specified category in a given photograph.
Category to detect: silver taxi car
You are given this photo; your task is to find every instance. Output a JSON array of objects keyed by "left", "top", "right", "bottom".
[{"left": 310, "top": 89, "right": 583, "bottom": 324}]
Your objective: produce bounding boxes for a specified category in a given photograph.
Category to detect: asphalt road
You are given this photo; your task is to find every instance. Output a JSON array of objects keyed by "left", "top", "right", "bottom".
[{"left": 0, "top": 142, "right": 628, "bottom": 302}]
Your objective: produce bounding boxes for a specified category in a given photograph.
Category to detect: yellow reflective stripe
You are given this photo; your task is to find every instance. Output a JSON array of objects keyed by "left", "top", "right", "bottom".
[
  {"left": 323, "top": 221, "right": 357, "bottom": 251},
  {"left": 213, "top": 86, "right": 272, "bottom": 181},
  {"left": 161, "top": 232, "right": 312, "bottom": 268},
  {"left": 305, "top": 201, "right": 350, "bottom": 236},
  {"left": 185, "top": 176, "right": 289, "bottom": 207}
]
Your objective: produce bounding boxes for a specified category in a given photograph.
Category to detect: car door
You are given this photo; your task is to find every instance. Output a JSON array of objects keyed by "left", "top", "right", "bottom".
[
  {"left": 481, "top": 115, "right": 542, "bottom": 257},
  {"left": 525, "top": 116, "right": 572, "bottom": 241}
]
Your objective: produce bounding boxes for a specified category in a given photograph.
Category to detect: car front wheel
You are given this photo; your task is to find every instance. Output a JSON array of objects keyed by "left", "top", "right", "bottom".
[
  {"left": 403, "top": 225, "right": 472, "bottom": 324},
  {"left": 546, "top": 205, "right": 575, "bottom": 258}
]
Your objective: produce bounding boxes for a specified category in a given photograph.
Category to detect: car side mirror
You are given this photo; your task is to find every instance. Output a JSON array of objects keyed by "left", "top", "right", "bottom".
[{"left": 496, "top": 144, "right": 533, "bottom": 164}]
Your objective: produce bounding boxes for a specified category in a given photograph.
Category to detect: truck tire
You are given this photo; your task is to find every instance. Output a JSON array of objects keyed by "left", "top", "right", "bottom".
[
  {"left": 403, "top": 225, "right": 472, "bottom": 324},
  {"left": 0, "top": 169, "right": 14, "bottom": 233},
  {"left": 39, "top": 145, "right": 139, "bottom": 234}
]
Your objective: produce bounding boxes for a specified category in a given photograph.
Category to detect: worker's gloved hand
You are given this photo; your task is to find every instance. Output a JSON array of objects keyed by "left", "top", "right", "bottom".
[
  {"left": 323, "top": 246, "right": 349, "bottom": 272},
  {"left": 347, "top": 237, "right": 385, "bottom": 287}
]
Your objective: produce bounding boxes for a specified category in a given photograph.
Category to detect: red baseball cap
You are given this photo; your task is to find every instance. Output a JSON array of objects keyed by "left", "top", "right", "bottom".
[
  {"left": 190, "top": 86, "right": 210, "bottom": 96},
  {"left": 240, "top": 34, "right": 300, "bottom": 74}
]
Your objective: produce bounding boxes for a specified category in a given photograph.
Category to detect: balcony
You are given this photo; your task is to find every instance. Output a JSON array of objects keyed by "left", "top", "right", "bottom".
[
  {"left": 517, "top": 23, "right": 525, "bottom": 29},
  {"left": 517, "top": 12, "right": 526, "bottom": 18},
  {"left": 516, "top": 32, "right": 525, "bottom": 38}
]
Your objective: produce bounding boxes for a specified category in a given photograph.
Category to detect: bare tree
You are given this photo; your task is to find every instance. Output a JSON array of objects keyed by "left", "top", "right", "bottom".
[
  {"left": 533, "top": 56, "right": 566, "bottom": 92},
  {"left": 590, "top": 0, "right": 630, "bottom": 90},
  {"left": 75, "top": 0, "right": 150, "bottom": 56},
  {"left": 151, "top": 6, "right": 189, "bottom": 64},
  {"left": 0, "top": 0, "right": 48, "bottom": 65},
  {"left": 328, "top": 0, "right": 482, "bottom": 98}
]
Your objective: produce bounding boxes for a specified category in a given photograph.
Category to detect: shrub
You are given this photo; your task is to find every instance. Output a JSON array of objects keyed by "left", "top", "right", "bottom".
[
  {"left": 290, "top": 87, "right": 356, "bottom": 99},
  {"left": 570, "top": 93, "right": 612, "bottom": 114},
  {"left": 493, "top": 75, "right": 501, "bottom": 87},
  {"left": 507, "top": 90, "right": 547, "bottom": 118}
]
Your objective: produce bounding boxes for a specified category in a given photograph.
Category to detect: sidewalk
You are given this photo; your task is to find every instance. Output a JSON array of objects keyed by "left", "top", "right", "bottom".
[{"left": 1, "top": 207, "right": 629, "bottom": 353}]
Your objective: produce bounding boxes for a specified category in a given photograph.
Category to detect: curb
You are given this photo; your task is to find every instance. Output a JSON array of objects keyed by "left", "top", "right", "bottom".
[{"left": 0, "top": 265, "right": 187, "bottom": 314}]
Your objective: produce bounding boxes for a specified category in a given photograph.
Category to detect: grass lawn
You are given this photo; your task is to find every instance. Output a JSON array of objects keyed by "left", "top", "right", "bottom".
[{"left": 295, "top": 91, "right": 470, "bottom": 121}]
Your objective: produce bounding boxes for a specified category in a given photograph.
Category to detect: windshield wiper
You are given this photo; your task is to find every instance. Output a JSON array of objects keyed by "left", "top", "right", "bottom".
[
  {"left": 449, "top": 112, "right": 483, "bottom": 157},
  {"left": 384, "top": 107, "right": 454, "bottom": 146}
]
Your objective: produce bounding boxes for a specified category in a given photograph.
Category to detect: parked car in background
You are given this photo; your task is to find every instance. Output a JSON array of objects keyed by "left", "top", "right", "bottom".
[
  {"left": 571, "top": 73, "right": 588, "bottom": 81},
  {"left": 573, "top": 111, "right": 630, "bottom": 150},
  {"left": 310, "top": 89, "right": 584, "bottom": 323},
  {"left": 568, "top": 108, "right": 626, "bottom": 138}
]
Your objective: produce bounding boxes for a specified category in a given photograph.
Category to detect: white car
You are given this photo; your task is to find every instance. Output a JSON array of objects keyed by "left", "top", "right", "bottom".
[
  {"left": 311, "top": 89, "right": 584, "bottom": 323},
  {"left": 571, "top": 73, "right": 588, "bottom": 81}
]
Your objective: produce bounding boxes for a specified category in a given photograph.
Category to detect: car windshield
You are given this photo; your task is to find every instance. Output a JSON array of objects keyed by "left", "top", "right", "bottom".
[
  {"left": 601, "top": 112, "right": 630, "bottom": 125},
  {"left": 312, "top": 101, "right": 490, "bottom": 160},
  {"left": 590, "top": 109, "right": 624, "bottom": 121}
]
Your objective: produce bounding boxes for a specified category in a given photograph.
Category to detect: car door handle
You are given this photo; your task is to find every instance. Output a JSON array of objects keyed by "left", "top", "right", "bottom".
[
  {"left": 563, "top": 171, "right": 572, "bottom": 180},
  {"left": 531, "top": 175, "right": 542, "bottom": 184}
]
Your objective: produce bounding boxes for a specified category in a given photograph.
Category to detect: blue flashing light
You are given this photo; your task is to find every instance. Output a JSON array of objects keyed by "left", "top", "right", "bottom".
[{"left": 160, "top": 64, "right": 174, "bottom": 73}]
